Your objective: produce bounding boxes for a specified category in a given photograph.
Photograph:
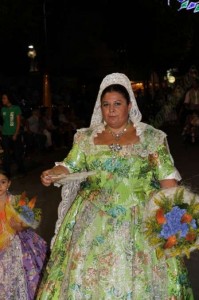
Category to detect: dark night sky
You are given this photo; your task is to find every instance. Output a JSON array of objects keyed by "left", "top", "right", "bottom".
[{"left": 0, "top": 0, "right": 199, "bottom": 80}]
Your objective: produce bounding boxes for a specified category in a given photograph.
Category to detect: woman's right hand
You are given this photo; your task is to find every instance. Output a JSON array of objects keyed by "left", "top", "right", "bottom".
[{"left": 40, "top": 165, "right": 69, "bottom": 186}]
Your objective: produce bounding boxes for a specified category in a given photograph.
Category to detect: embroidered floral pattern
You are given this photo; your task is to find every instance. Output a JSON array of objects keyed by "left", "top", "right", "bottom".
[{"left": 38, "top": 124, "right": 193, "bottom": 300}]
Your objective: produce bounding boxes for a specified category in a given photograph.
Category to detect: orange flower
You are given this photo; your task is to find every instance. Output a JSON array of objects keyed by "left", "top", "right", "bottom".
[
  {"left": 164, "top": 235, "right": 177, "bottom": 249},
  {"left": 156, "top": 208, "right": 166, "bottom": 224},
  {"left": 18, "top": 191, "right": 27, "bottom": 206},
  {"left": 27, "top": 196, "right": 37, "bottom": 209},
  {"left": 185, "top": 232, "right": 196, "bottom": 242},
  {"left": 181, "top": 213, "right": 193, "bottom": 223}
]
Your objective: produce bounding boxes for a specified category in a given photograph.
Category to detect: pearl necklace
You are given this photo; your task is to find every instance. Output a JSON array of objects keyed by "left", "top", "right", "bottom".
[{"left": 107, "top": 123, "right": 129, "bottom": 152}]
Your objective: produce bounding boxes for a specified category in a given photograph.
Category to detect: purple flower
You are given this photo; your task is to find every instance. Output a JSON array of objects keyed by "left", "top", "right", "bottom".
[
  {"left": 190, "top": 219, "right": 197, "bottom": 229},
  {"left": 16, "top": 205, "right": 35, "bottom": 223},
  {"left": 160, "top": 206, "right": 188, "bottom": 239}
]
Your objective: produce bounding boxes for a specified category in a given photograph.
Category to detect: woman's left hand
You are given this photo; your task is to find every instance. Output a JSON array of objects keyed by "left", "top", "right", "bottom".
[{"left": 160, "top": 179, "right": 178, "bottom": 189}]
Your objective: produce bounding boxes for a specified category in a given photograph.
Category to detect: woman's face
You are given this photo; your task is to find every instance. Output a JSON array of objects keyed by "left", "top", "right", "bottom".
[{"left": 101, "top": 91, "right": 132, "bottom": 129}]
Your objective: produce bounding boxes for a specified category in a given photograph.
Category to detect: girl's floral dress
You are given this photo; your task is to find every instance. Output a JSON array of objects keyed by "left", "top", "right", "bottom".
[{"left": 0, "top": 195, "right": 47, "bottom": 299}]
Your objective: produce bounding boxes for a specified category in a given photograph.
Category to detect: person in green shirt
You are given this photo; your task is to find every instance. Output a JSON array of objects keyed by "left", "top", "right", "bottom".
[{"left": 1, "top": 91, "right": 26, "bottom": 177}]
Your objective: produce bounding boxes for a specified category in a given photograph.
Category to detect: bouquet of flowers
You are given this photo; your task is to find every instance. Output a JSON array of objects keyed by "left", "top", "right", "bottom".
[
  {"left": 144, "top": 186, "right": 199, "bottom": 259},
  {"left": 5, "top": 191, "right": 42, "bottom": 230},
  {"left": 0, "top": 192, "right": 41, "bottom": 250}
]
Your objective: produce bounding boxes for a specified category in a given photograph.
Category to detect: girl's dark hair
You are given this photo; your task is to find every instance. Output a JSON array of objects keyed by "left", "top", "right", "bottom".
[
  {"left": 0, "top": 170, "right": 11, "bottom": 181},
  {"left": 100, "top": 84, "right": 130, "bottom": 104}
]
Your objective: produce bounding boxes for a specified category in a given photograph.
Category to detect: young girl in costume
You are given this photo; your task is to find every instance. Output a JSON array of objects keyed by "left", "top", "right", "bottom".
[{"left": 0, "top": 170, "right": 47, "bottom": 299}]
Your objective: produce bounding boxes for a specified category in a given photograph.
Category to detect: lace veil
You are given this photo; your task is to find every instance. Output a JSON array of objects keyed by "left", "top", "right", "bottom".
[{"left": 90, "top": 72, "right": 142, "bottom": 127}]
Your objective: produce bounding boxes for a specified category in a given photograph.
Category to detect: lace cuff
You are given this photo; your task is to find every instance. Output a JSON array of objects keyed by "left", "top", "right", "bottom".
[
  {"left": 55, "top": 161, "right": 68, "bottom": 167},
  {"left": 164, "top": 170, "right": 182, "bottom": 181}
]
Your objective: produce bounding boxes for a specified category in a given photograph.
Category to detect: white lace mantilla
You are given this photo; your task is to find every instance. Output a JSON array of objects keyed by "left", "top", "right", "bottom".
[{"left": 90, "top": 73, "right": 142, "bottom": 127}]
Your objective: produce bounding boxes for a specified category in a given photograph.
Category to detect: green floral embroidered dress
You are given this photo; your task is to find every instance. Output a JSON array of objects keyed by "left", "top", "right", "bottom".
[{"left": 38, "top": 123, "right": 194, "bottom": 300}]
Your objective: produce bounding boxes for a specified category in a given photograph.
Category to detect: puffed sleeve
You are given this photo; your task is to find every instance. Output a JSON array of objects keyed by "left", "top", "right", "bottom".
[
  {"left": 59, "top": 131, "right": 88, "bottom": 173},
  {"left": 149, "top": 138, "right": 181, "bottom": 182}
]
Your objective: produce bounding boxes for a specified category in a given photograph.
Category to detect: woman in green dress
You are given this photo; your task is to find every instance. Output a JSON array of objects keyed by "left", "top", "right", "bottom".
[{"left": 38, "top": 73, "right": 194, "bottom": 299}]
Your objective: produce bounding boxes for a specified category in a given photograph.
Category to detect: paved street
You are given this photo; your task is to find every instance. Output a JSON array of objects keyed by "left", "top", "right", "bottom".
[{"left": 9, "top": 123, "right": 199, "bottom": 299}]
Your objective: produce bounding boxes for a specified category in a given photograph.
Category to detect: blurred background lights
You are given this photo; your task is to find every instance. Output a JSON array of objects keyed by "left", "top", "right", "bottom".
[{"left": 27, "top": 45, "right": 38, "bottom": 72}]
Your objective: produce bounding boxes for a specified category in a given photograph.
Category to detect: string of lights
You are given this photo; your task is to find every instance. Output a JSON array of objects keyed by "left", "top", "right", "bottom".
[{"left": 168, "top": 0, "right": 199, "bottom": 13}]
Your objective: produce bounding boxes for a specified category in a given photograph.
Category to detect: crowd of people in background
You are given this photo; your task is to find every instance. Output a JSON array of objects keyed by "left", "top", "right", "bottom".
[
  {"left": 0, "top": 65, "right": 199, "bottom": 178},
  {"left": 180, "top": 77, "right": 199, "bottom": 143},
  {"left": 0, "top": 89, "right": 86, "bottom": 178},
  {"left": 22, "top": 105, "right": 80, "bottom": 154},
  {"left": 135, "top": 65, "right": 199, "bottom": 145}
]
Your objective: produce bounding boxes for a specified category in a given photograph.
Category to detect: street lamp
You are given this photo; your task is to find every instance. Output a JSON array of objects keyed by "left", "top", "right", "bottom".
[
  {"left": 27, "top": 45, "right": 38, "bottom": 72},
  {"left": 167, "top": 69, "right": 176, "bottom": 85}
]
